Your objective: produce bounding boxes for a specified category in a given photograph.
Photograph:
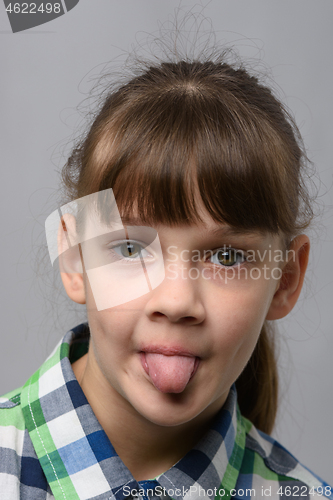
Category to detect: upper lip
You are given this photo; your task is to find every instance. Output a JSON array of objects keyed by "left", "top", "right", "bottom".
[{"left": 139, "top": 345, "right": 199, "bottom": 357}]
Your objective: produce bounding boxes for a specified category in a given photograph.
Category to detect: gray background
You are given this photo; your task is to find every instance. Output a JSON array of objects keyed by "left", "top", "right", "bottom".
[{"left": 1, "top": 0, "right": 332, "bottom": 484}]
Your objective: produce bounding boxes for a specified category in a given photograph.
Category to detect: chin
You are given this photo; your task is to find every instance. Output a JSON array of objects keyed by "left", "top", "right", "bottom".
[
  {"left": 142, "top": 410, "right": 196, "bottom": 428},
  {"left": 132, "top": 392, "right": 206, "bottom": 427}
]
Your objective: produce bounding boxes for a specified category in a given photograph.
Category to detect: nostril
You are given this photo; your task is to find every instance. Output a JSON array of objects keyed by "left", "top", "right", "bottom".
[
  {"left": 152, "top": 311, "right": 165, "bottom": 318},
  {"left": 150, "top": 312, "right": 198, "bottom": 324}
]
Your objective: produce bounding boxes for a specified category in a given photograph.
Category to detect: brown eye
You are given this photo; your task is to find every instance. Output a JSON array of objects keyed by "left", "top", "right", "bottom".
[
  {"left": 212, "top": 248, "right": 245, "bottom": 267},
  {"left": 119, "top": 242, "right": 142, "bottom": 258}
]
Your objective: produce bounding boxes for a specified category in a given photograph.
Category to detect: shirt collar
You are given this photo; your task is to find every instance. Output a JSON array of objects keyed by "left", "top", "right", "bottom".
[{"left": 20, "top": 324, "right": 246, "bottom": 500}]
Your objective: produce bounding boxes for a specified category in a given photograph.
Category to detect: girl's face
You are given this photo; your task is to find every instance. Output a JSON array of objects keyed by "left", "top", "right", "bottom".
[{"left": 81, "top": 209, "right": 283, "bottom": 428}]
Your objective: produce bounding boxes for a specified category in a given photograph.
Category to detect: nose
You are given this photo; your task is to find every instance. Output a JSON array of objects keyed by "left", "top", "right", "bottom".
[{"left": 144, "top": 263, "right": 206, "bottom": 325}]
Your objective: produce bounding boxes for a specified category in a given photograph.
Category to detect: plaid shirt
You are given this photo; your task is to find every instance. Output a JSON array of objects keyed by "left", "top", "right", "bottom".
[{"left": 0, "top": 323, "right": 332, "bottom": 500}]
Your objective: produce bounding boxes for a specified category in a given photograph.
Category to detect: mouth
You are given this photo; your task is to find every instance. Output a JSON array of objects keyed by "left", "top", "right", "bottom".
[{"left": 140, "top": 347, "right": 200, "bottom": 394}]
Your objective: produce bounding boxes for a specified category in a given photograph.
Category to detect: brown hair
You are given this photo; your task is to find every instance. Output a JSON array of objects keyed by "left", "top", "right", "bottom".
[{"left": 62, "top": 58, "right": 313, "bottom": 434}]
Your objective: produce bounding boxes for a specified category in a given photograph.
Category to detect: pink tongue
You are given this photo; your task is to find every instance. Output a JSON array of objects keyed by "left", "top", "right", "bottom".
[{"left": 145, "top": 353, "right": 195, "bottom": 393}]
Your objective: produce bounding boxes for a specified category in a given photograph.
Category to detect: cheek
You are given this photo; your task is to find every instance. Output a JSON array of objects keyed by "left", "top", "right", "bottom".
[
  {"left": 84, "top": 270, "right": 144, "bottom": 326},
  {"left": 85, "top": 284, "right": 150, "bottom": 369},
  {"left": 88, "top": 307, "right": 135, "bottom": 351},
  {"left": 86, "top": 308, "right": 136, "bottom": 392},
  {"left": 209, "top": 279, "right": 275, "bottom": 354}
]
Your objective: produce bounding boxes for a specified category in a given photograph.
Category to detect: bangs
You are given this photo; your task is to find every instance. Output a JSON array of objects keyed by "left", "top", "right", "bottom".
[{"left": 94, "top": 89, "right": 297, "bottom": 235}]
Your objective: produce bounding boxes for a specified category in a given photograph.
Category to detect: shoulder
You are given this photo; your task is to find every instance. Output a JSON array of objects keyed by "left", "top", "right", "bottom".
[
  {"left": 238, "top": 416, "right": 333, "bottom": 499},
  {"left": 0, "top": 326, "right": 87, "bottom": 499}
]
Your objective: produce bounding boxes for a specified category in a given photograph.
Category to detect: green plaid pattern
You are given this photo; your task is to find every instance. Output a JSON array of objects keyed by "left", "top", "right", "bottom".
[{"left": 0, "top": 323, "right": 332, "bottom": 500}]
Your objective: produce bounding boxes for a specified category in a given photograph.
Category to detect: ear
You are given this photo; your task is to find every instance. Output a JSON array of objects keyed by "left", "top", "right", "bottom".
[
  {"left": 58, "top": 214, "right": 86, "bottom": 305},
  {"left": 266, "top": 235, "right": 310, "bottom": 320}
]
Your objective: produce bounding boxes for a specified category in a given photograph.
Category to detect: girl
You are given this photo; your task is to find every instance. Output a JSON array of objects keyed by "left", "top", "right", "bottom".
[{"left": 1, "top": 55, "right": 332, "bottom": 500}]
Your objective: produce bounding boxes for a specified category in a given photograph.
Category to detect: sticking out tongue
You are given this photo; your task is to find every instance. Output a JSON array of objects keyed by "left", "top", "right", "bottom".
[{"left": 144, "top": 353, "right": 196, "bottom": 393}]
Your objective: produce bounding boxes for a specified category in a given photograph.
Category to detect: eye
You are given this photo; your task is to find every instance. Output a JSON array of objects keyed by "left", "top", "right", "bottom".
[
  {"left": 210, "top": 248, "right": 245, "bottom": 267},
  {"left": 110, "top": 241, "right": 151, "bottom": 260}
]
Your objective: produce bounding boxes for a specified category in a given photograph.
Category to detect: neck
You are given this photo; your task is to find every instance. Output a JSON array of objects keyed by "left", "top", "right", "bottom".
[{"left": 72, "top": 352, "right": 221, "bottom": 480}]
